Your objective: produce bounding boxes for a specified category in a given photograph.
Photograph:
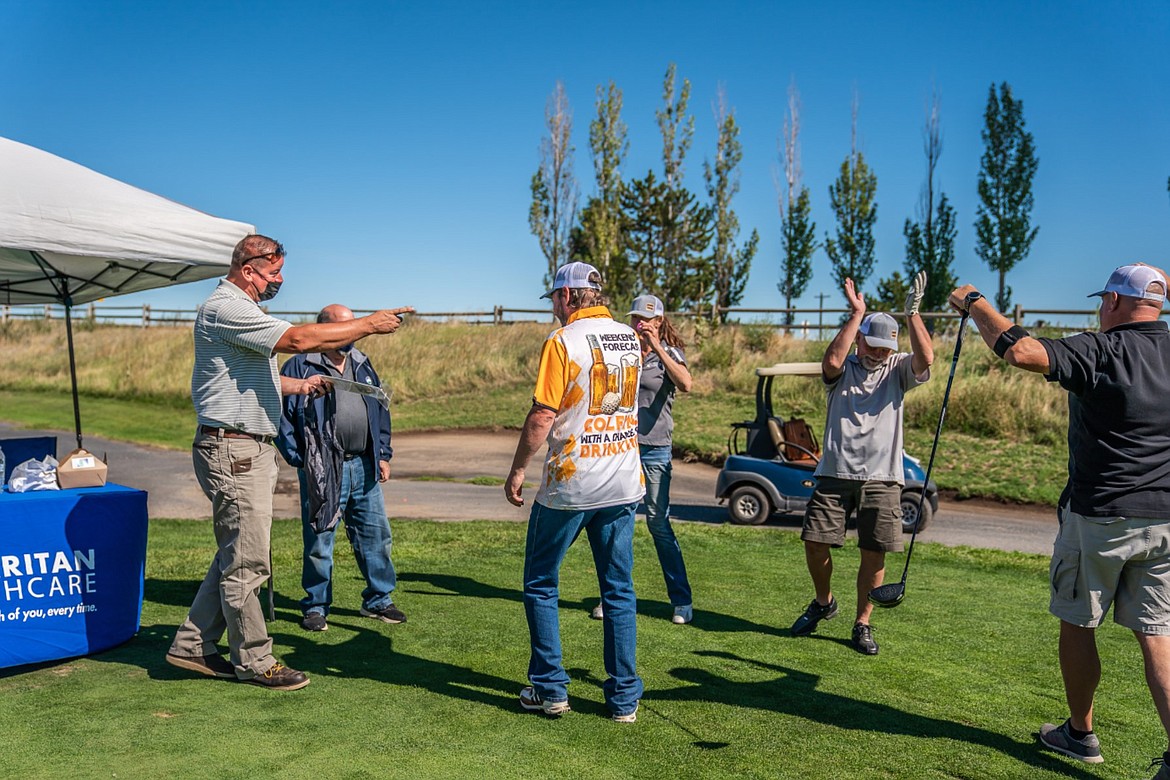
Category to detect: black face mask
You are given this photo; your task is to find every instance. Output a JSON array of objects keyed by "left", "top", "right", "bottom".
[{"left": 257, "top": 280, "right": 282, "bottom": 302}]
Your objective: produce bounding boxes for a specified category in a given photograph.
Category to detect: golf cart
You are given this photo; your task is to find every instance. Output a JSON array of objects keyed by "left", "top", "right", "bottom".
[{"left": 715, "top": 362, "right": 939, "bottom": 531}]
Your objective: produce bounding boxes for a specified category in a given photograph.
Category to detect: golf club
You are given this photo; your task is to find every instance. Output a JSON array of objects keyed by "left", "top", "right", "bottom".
[{"left": 869, "top": 295, "right": 976, "bottom": 608}]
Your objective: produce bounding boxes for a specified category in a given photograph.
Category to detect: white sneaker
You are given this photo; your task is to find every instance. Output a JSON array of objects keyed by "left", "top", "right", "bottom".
[
  {"left": 590, "top": 604, "right": 604, "bottom": 620},
  {"left": 519, "top": 686, "right": 570, "bottom": 717},
  {"left": 612, "top": 702, "right": 639, "bottom": 723},
  {"left": 672, "top": 604, "right": 693, "bottom": 624}
]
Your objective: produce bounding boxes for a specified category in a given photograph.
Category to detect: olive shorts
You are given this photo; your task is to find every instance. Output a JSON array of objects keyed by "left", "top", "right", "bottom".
[
  {"left": 1050, "top": 506, "right": 1170, "bottom": 635},
  {"left": 801, "top": 476, "right": 904, "bottom": 553}
]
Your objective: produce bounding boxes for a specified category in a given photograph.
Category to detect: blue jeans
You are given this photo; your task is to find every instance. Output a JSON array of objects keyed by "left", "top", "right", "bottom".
[
  {"left": 641, "top": 444, "right": 692, "bottom": 607},
  {"left": 299, "top": 455, "right": 396, "bottom": 616},
  {"left": 523, "top": 501, "right": 643, "bottom": 715}
]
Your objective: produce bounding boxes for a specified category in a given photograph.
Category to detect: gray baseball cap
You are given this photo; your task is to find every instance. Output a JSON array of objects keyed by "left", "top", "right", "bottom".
[{"left": 859, "top": 312, "right": 899, "bottom": 350}]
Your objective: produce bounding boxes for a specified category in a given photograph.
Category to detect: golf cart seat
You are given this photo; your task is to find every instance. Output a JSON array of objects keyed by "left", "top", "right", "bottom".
[{"left": 767, "top": 417, "right": 819, "bottom": 465}]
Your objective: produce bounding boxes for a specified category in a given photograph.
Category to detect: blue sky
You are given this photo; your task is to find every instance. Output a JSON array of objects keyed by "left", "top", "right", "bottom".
[{"left": 1, "top": 1, "right": 1167, "bottom": 320}]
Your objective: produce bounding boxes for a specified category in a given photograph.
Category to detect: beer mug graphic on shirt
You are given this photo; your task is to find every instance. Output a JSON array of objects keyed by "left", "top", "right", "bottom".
[
  {"left": 587, "top": 334, "right": 607, "bottom": 414},
  {"left": 619, "top": 353, "right": 639, "bottom": 412}
]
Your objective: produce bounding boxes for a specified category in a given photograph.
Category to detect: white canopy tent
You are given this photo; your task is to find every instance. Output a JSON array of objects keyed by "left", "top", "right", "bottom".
[{"left": 0, "top": 136, "right": 254, "bottom": 448}]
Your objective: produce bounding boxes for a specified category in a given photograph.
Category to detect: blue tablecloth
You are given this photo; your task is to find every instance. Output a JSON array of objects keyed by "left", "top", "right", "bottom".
[{"left": 0, "top": 483, "right": 148, "bottom": 669}]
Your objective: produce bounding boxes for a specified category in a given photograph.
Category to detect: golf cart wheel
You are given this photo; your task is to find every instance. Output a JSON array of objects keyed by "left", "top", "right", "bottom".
[
  {"left": 900, "top": 491, "right": 933, "bottom": 534},
  {"left": 728, "top": 485, "right": 771, "bottom": 525}
]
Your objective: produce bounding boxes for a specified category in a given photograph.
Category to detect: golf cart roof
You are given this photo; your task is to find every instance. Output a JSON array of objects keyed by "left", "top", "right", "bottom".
[{"left": 755, "top": 362, "right": 822, "bottom": 377}]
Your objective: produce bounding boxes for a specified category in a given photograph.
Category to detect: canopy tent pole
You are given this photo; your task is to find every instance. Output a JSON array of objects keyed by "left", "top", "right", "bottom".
[{"left": 61, "top": 279, "right": 84, "bottom": 451}]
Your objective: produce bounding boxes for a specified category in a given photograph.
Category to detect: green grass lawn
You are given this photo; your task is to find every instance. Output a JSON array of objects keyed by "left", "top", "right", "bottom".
[{"left": 0, "top": 519, "right": 1156, "bottom": 779}]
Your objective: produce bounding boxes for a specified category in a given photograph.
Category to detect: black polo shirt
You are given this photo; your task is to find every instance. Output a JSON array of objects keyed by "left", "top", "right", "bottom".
[{"left": 1040, "top": 320, "right": 1170, "bottom": 519}]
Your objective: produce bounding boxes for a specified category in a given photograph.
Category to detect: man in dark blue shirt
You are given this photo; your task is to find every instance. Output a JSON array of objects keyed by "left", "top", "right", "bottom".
[{"left": 950, "top": 264, "right": 1170, "bottom": 777}]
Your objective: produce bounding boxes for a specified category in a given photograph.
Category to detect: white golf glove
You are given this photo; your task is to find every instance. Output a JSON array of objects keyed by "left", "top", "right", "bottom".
[{"left": 904, "top": 270, "right": 927, "bottom": 318}]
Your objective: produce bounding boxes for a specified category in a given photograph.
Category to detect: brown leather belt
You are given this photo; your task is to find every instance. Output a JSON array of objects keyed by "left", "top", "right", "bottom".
[{"left": 199, "top": 425, "right": 274, "bottom": 444}]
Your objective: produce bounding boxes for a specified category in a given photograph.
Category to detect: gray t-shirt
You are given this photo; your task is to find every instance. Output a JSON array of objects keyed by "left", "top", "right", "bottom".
[
  {"left": 637, "top": 345, "right": 686, "bottom": 447},
  {"left": 814, "top": 353, "right": 929, "bottom": 485},
  {"left": 191, "top": 280, "right": 292, "bottom": 437},
  {"left": 327, "top": 356, "right": 370, "bottom": 456}
]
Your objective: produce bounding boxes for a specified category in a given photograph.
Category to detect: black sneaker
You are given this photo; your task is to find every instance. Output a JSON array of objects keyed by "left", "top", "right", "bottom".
[
  {"left": 244, "top": 663, "right": 310, "bottom": 691},
  {"left": 301, "top": 612, "right": 328, "bottom": 632},
  {"left": 790, "top": 597, "right": 838, "bottom": 636},
  {"left": 361, "top": 603, "right": 407, "bottom": 624},
  {"left": 1151, "top": 754, "right": 1170, "bottom": 780},
  {"left": 851, "top": 622, "right": 879, "bottom": 655},
  {"left": 1037, "top": 719, "right": 1103, "bottom": 764}
]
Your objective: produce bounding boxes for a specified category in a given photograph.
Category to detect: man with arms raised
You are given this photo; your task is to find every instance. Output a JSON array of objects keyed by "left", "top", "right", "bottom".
[
  {"left": 950, "top": 264, "right": 1170, "bottom": 778},
  {"left": 505, "top": 261, "right": 644, "bottom": 722},
  {"left": 166, "top": 234, "right": 412, "bottom": 691},
  {"left": 789, "top": 272, "right": 933, "bottom": 655}
]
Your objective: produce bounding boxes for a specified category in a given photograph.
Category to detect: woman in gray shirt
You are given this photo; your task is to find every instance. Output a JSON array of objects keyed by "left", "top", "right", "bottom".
[{"left": 591, "top": 294, "right": 695, "bottom": 624}]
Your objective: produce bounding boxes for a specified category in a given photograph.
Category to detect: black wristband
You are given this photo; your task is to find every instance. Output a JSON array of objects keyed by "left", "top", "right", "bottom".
[{"left": 993, "top": 325, "right": 1030, "bottom": 358}]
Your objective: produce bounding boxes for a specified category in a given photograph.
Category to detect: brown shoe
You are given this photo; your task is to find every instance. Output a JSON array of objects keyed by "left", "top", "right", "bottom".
[
  {"left": 244, "top": 663, "right": 310, "bottom": 691},
  {"left": 165, "top": 651, "right": 236, "bottom": 679}
]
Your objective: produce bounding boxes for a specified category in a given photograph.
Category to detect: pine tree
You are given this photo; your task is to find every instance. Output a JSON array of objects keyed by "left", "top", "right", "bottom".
[{"left": 974, "top": 82, "right": 1039, "bottom": 312}]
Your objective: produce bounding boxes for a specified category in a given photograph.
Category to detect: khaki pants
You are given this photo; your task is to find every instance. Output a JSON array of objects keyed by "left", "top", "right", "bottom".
[{"left": 170, "top": 434, "right": 278, "bottom": 679}]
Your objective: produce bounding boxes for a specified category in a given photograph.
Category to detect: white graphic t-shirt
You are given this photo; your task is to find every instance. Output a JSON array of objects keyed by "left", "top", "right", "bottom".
[{"left": 532, "top": 306, "right": 645, "bottom": 510}]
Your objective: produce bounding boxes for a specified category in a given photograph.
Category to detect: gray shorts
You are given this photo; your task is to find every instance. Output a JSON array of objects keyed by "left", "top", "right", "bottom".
[
  {"left": 1050, "top": 506, "right": 1170, "bottom": 635},
  {"left": 801, "top": 476, "right": 903, "bottom": 553}
]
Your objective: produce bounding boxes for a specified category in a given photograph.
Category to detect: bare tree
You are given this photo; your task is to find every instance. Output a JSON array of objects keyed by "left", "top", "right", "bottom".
[
  {"left": 775, "top": 79, "right": 816, "bottom": 326},
  {"left": 902, "top": 87, "right": 957, "bottom": 319},
  {"left": 704, "top": 85, "right": 758, "bottom": 322},
  {"left": 529, "top": 81, "right": 579, "bottom": 288}
]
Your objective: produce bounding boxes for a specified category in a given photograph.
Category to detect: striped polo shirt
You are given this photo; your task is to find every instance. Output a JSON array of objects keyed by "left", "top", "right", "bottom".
[{"left": 191, "top": 280, "right": 292, "bottom": 437}]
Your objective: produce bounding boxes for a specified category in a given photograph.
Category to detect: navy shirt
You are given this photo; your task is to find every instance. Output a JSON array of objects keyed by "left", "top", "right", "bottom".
[{"left": 1040, "top": 320, "right": 1170, "bottom": 519}]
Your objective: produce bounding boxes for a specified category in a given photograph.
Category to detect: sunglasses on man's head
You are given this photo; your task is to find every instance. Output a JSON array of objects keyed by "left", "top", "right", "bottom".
[{"left": 242, "top": 242, "right": 285, "bottom": 265}]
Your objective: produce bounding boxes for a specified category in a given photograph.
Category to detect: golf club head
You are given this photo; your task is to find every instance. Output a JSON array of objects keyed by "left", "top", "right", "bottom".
[{"left": 868, "top": 581, "right": 905, "bottom": 609}]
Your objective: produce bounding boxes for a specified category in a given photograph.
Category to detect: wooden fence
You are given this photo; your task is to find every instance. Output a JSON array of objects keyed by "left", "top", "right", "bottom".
[{"left": 0, "top": 302, "right": 1150, "bottom": 337}]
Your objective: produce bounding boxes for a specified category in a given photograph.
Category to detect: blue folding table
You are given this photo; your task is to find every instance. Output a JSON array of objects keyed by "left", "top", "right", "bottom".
[{"left": 0, "top": 483, "right": 148, "bottom": 669}]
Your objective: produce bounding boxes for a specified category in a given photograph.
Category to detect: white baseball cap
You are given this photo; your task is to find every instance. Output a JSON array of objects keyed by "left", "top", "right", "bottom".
[
  {"left": 1088, "top": 264, "right": 1166, "bottom": 303},
  {"left": 859, "top": 312, "right": 899, "bottom": 350},
  {"left": 541, "top": 261, "right": 603, "bottom": 299},
  {"left": 628, "top": 294, "right": 665, "bottom": 318}
]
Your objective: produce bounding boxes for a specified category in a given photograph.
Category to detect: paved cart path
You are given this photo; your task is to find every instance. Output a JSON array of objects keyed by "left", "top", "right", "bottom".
[{"left": 0, "top": 424, "right": 1058, "bottom": 554}]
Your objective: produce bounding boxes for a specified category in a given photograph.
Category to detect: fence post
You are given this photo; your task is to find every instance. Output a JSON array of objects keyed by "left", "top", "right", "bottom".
[
  {"left": 1013, "top": 303, "right": 1024, "bottom": 326},
  {"left": 1, "top": 305, "right": 7, "bottom": 324},
  {"left": 494, "top": 305, "right": 503, "bottom": 326},
  {"left": 88, "top": 303, "right": 96, "bottom": 322},
  {"left": 143, "top": 304, "right": 151, "bottom": 327},
  {"left": 44, "top": 305, "right": 52, "bottom": 321}
]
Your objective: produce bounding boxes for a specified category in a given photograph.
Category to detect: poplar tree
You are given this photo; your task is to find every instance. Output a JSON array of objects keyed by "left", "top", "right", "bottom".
[
  {"left": 902, "top": 89, "right": 957, "bottom": 324},
  {"left": 974, "top": 82, "right": 1039, "bottom": 312},
  {"left": 528, "top": 81, "right": 578, "bottom": 289},
  {"left": 704, "top": 86, "right": 758, "bottom": 323},
  {"left": 776, "top": 80, "right": 816, "bottom": 326},
  {"left": 825, "top": 94, "right": 878, "bottom": 293}
]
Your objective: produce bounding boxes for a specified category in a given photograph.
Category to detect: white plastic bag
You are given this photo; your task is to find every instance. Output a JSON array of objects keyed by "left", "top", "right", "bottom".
[{"left": 8, "top": 455, "right": 60, "bottom": 492}]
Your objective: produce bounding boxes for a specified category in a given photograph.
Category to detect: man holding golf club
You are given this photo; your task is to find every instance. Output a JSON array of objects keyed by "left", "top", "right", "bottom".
[
  {"left": 950, "top": 264, "right": 1170, "bottom": 778},
  {"left": 790, "top": 272, "right": 933, "bottom": 655}
]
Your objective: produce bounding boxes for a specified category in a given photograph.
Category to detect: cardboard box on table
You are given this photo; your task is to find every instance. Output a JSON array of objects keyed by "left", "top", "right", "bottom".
[{"left": 57, "top": 448, "right": 108, "bottom": 489}]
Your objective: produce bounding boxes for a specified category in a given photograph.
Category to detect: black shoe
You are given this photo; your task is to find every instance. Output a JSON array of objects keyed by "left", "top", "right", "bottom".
[
  {"left": 851, "top": 622, "right": 879, "bottom": 655},
  {"left": 790, "top": 597, "right": 838, "bottom": 636},
  {"left": 165, "top": 651, "right": 235, "bottom": 679},
  {"left": 301, "top": 612, "right": 328, "bottom": 632},
  {"left": 361, "top": 603, "right": 407, "bottom": 624},
  {"left": 1038, "top": 719, "right": 1103, "bottom": 764},
  {"left": 244, "top": 663, "right": 310, "bottom": 691}
]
